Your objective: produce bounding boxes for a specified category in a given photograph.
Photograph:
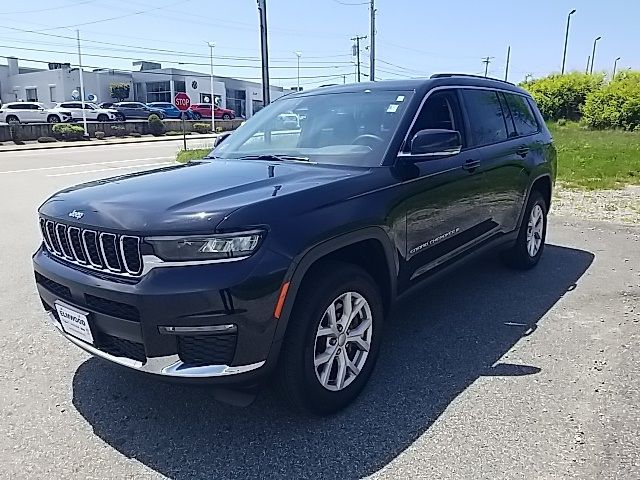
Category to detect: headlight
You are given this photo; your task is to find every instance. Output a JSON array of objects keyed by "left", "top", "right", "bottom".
[{"left": 146, "top": 230, "right": 264, "bottom": 261}]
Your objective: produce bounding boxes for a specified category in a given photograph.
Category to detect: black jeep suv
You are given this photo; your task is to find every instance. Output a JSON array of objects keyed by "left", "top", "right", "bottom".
[{"left": 33, "top": 75, "right": 556, "bottom": 414}]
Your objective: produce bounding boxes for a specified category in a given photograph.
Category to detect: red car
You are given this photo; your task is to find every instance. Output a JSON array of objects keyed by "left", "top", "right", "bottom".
[{"left": 188, "top": 103, "right": 236, "bottom": 120}]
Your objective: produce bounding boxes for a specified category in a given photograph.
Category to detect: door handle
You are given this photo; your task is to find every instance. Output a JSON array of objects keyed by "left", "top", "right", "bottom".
[
  {"left": 516, "top": 146, "right": 530, "bottom": 157},
  {"left": 462, "top": 159, "right": 480, "bottom": 172}
]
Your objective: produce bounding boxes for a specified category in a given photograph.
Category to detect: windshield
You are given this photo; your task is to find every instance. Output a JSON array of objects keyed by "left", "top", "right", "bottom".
[{"left": 213, "top": 89, "right": 414, "bottom": 166}]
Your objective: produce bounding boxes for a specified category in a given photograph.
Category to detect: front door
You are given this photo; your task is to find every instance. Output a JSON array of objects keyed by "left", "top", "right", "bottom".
[{"left": 398, "top": 89, "right": 492, "bottom": 286}]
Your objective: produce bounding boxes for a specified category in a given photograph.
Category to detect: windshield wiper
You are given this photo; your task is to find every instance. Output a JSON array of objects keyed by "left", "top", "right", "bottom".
[{"left": 234, "top": 154, "right": 310, "bottom": 162}]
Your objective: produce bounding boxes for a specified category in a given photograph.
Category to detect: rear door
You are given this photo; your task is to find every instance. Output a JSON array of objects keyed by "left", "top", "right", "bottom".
[
  {"left": 400, "top": 89, "right": 492, "bottom": 285},
  {"left": 60, "top": 102, "right": 82, "bottom": 120},
  {"left": 460, "top": 88, "right": 526, "bottom": 233}
]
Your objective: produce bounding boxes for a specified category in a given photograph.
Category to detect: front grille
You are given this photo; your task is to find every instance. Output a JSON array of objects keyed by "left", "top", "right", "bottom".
[
  {"left": 35, "top": 272, "right": 72, "bottom": 301},
  {"left": 96, "top": 332, "right": 146, "bottom": 363},
  {"left": 39, "top": 218, "right": 142, "bottom": 276},
  {"left": 85, "top": 294, "right": 140, "bottom": 322},
  {"left": 177, "top": 334, "right": 237, "bottom": 366}
]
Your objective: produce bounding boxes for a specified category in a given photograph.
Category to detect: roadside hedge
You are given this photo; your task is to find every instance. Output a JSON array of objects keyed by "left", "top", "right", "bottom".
[
  {"left": 193, "top": 122, "right": 211, "bottom": 134},
  {"left": 520, "top": 72, "right": 604, "bottom": 121},
  {"left": 582, "top": 72, "right": 640, "bottom": 130},
  {"left": 148, "top": 114, "right": 165, "bottom": 136},
  {"left": 52, "top": 124, "right": 85, "bottom": 141}
]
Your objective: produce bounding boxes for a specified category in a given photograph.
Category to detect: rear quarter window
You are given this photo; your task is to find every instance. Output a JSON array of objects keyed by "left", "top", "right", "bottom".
[{"left": 462, "top": 89, "right": 508, "bottom": 147}]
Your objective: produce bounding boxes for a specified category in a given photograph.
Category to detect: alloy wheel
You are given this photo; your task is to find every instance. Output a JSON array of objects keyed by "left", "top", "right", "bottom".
[
  {"left": 526, "top": 204, "right": 544, "bottom": 257},
  {"left": 314, "top": 291, "right": 373, "bottom": 391}
]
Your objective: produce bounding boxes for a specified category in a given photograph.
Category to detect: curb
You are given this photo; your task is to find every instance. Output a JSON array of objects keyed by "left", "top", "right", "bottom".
[{"left": 0, "top": 133, "right": 218, "bottom": 153}]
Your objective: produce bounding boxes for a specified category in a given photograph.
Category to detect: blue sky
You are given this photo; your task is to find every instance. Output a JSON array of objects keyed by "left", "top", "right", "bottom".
[{"left": 0, "top": 0, "right": 637, "bottom": 89}]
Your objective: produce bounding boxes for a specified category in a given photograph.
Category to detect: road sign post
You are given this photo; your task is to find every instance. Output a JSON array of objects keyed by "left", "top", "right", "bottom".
[{"left": 174, "top": 92, "right": 191, "bottom": 151}]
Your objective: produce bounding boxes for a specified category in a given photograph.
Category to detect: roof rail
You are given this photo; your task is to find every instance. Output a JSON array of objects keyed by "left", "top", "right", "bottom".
[{"left": 430, "top": 73, "right": 515, "bottom": 86}]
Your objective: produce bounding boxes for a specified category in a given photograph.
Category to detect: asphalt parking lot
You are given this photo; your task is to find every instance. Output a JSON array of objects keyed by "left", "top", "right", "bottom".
[{"left": 1, "top": 143, "right": 638, "bottom": 479}]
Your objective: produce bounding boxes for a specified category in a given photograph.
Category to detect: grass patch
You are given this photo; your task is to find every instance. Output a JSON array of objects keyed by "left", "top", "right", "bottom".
[
  {"left": 176, "top": 148, "right": 211, "bottom": 163},
  {"left": 550, "top": 121, "right": 640, "bottom": 189}
]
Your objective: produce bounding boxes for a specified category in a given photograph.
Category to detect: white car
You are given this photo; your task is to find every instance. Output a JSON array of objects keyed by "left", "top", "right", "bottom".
[
  {"left": 56, "top": 102, "right": 120, "bottom": 122},
  {"left": 0, "top": 102, "right": 72, "bottom": 124}
]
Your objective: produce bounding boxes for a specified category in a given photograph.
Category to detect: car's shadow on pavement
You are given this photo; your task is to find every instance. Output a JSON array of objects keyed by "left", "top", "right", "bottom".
[{"left": 71, "top": 244, "right": 594, "bottom": 480}]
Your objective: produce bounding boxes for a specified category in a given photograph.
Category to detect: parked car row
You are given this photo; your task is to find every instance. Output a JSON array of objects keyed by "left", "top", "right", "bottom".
[{"left": 0, "top": 100, "right": 237, "bottom": 124}]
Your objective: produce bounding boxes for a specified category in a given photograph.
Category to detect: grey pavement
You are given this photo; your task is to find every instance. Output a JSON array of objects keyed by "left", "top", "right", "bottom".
[{"left": 0, "top": 143, "right": 638, "bottom": 479}]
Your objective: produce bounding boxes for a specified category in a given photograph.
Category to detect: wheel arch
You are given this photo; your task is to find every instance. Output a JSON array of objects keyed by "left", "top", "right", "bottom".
[
  {"left": 273, "top": 227, "right": 398, "bottom": 344},
  {"left": 516, "top": 173, "right": 553, "bottom": 230}
]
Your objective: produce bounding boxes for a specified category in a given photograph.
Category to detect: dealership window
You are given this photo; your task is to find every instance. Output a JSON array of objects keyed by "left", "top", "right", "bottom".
[
  {"left": 174, "top": 80, "right": 186, "bottom": 93},
  {"left": 49, "top": 86, "right": 56, "bottom": 102},
  {"left": 226, "top": 88, "right": 246, "bottom": 118},
  {"left": 199, "top": 93, "right": 222, "bottom": 106},
  {"left": 252, "top": 100, "right": 264, "bottom": 115},
  {"left": 26, "top": 88, "right": 38, "bottom": 101},
  {"left": 146, "top": 81, "right": 171, "bottom": 102}
]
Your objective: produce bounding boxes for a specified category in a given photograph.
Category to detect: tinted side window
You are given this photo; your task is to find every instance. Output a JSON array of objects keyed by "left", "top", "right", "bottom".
[
  {"left": 407, "top": 90, "right": 463, "bottom": 150},
  {"left": 462, "top": 89, "right": 508, "bottom": 147},
  {"left": 504, "top": 93, "right": 539, "bottom": 136}
]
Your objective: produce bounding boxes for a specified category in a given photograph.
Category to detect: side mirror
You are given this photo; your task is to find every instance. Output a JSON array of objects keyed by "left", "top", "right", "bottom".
[
  {"left": 214, "top": 132, "right": 231, "bottom": 147},
  {"left": 409, "top": 129, "right": 462, "bottom": 158}
]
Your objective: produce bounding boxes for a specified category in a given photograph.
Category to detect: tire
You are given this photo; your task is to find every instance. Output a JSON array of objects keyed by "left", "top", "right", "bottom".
[
  {"left": 6, "top": 115, "right": 19, "bottom": 124},
  {"left": 192, "top": 112, "right": 202, "bottom": 120},
  {"left": 47, "top": 115, "right": 60, "bottom": 123},
  {"left": 502, "top": 190, "right": 548, "bottom": 270},
  {"left": 275, "top": 262, "right": 384, "bottom": 415},
  {"left": 97, "top": 114, "right": 109, "bottom": 122},
  {"left": 222, "top": 113, "right": 231, "bottom": 120}
]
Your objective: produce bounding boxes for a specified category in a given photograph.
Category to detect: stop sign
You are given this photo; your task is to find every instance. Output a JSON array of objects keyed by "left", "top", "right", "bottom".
[{"left": 174, "top": 92, "right": 191, "bottom": 111}]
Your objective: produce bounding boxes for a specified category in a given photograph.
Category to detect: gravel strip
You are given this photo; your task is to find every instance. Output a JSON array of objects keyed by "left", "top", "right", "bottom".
[{"left": 551, "top": 185, "right": 640, "bottom": 224}]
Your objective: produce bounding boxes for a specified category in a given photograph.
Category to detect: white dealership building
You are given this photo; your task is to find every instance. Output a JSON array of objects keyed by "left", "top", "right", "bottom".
[{"left": 0, "top": 58, "right": 293, "bottom": 118}]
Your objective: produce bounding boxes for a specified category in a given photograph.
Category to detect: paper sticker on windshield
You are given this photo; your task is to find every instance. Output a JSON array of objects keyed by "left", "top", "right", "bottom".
[
  {"left": 396, "top": 95, "right": 405, "bottom": 102},
  {"left": 387, "top": 104, "right": 399, "bottom": 113}
]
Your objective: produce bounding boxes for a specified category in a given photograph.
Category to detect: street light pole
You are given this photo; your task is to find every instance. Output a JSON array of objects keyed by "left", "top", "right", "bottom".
[
  {"left": 257, "top": 0, "right": 271, "bottom": 106},
  {"left": 613, "top": 57, "right": 621, "bottom": 80},
  {"left": 208, "top": 42, "right": 215, "bottom": 133},
  {"left": 590, "top": 36, "right": 601, "bottom": 74},
  {"left": 76, "top": 29, "right": 88, "bottom": 138},
  {"left": 369, "top": 0, "right": 376, "bottom": 81},
  {"left": 561, "top": 9, "right": 576, "bottom": 75},
  {"left": 294, "top": 51, "right": 302, "bottom": 91}
]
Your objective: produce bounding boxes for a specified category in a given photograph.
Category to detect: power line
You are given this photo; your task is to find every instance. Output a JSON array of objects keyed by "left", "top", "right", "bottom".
[
  {"left": 0, "top": 0, "right": 97, "bottom": 15},
  {"left": 0, "top": 54, "right": 353, "bottom": 82}
]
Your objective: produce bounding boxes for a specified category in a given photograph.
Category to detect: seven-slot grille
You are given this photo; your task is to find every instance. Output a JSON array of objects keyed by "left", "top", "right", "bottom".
[{"left": 39, "top": 218, "right": 143, "bottom": 276}]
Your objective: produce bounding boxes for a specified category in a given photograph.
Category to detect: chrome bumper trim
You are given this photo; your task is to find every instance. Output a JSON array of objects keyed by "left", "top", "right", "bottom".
[{"left": 46, "top": 312, "right": 265, "bottom": 378}]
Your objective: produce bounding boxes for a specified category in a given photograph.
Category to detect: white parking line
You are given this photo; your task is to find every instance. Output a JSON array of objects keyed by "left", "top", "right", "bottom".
[
  {"left": 0, "top": 157, "right": 172, "bottom": 174},
  {"left": 46, "top": 162, "right": 170, "bottom": 177}
]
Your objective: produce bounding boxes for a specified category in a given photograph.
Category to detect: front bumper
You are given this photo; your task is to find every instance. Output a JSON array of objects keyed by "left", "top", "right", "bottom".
[{"left": 33, "top": 245, "right": 290, "bottom": 383}]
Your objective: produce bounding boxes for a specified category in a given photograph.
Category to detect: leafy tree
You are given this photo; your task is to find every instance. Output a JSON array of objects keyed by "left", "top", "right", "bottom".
[
  {"left": 520, "top": 72, "right": 603, "bottom": 120},
  {"left": 582, "top": 71, "right": 640, "bottom": 130},
  {"left": 109, "top": 83, "right": 130, "bottom": 102}
]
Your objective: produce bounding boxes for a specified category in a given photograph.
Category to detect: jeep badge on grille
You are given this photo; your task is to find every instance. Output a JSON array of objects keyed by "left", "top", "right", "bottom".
[{"left": 68, "top": 210, "right": 84, "bottom": 220}]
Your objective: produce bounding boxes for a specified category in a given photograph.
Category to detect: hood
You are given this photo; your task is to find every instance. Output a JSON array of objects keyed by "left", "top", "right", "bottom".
[{"left": 39, "top": 159, "right": 367, "bottom": 234}]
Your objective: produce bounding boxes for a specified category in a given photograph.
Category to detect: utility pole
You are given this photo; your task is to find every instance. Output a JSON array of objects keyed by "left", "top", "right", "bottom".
[
  {"left": 561, "top": 9, "right": 577, "bottom": 74},
  {"left": 76, "top": 30, "right": 88, "bottom": 138},
  {"left": 590, "top": 36, "right": 601, "bottom": 74},
  {"left": 208, "top": 42, "right": 215, "bottom": 133},
  {"left": 257, "top": 0, "right": 271, "bottom": 105},
  {"left": 369, "top": 0, "right": 376, "bottom": 81},
  {"left": 352, "top": 35, "right": 367, "bottom": 82},
  {"left": 504, "top": 46, "right": 511, "bottom": 81},
  {"left": 482, "top": 56, "right": 493, "bottom": 77}
]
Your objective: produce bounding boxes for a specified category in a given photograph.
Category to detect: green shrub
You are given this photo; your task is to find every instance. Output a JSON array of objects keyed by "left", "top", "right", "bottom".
[
  {"left": 148, "top": 114, "right": 165, "bottom": 136},
  {"left": 94, "top": 131, "right": 106, "bottom": 140},
  {"left": 520, "top": 72, "right": 604, "bottom": 120},
  {"left": 192, "top": 122, "right": 211, "bottom": 134},
  {"left": 582, "top": 71, "right": 640, "bottom": 130},
  {"left": 37, "top": 136, "right": 57, "bottom": 143},
  {"left": 166, "top": 130, "right": 192, "bottom": 136},
  {"left": 130, "top": 132, "right": 142, "bottom": 138},
  {"left": 52, "top": 124, "right": 85, "bottom": 141},
  {"left": 110, "top": 125, "right": 127, "bottom": 137},
  {"left": 10, "top": 125, "right": 24, "bottom": 145}
]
